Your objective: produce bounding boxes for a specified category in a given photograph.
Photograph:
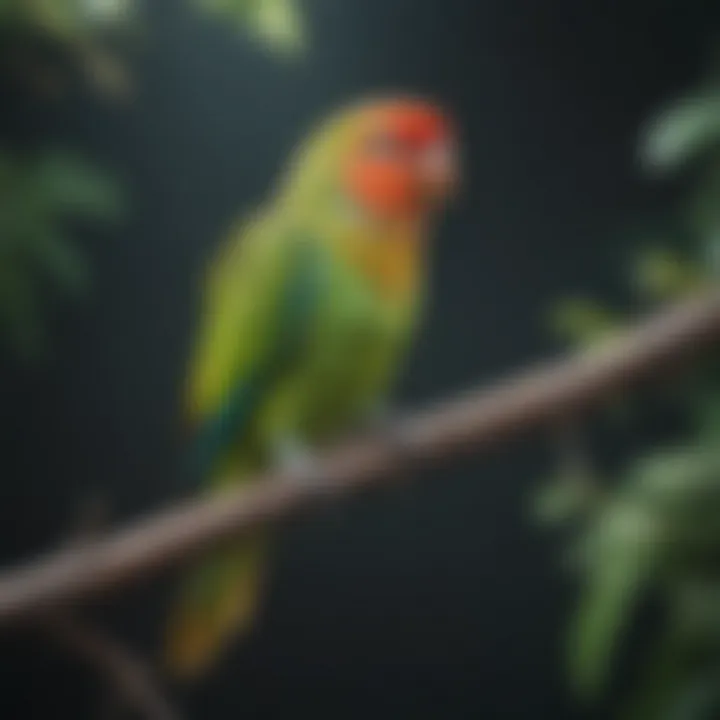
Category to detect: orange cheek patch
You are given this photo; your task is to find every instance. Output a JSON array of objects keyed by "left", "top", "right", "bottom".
[{"left": 343, "top": 160, "right": 416, "bottom": 217}]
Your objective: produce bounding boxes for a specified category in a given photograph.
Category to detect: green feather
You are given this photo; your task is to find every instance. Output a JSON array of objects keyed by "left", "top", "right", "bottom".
[
  {"left": 190, "top": 238, "right": 322, "bottom": 477},
  {"left": 166, "top": 101, "right": 429, "bottom": 677}
]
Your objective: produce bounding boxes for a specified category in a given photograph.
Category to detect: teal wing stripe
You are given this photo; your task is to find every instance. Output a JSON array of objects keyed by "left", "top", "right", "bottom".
[{"left": 190, "top": 240, "right": 322, "bottom": 479}]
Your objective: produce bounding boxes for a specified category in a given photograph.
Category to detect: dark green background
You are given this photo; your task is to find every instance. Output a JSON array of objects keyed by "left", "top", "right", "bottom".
[{"left": 0, "top": 0, "right": 716, "bottom": 717}]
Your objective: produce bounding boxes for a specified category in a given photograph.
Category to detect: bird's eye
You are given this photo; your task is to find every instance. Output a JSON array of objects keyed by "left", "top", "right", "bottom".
[{"left": 364, "top": 133, "right": 402, "bottom": 158}]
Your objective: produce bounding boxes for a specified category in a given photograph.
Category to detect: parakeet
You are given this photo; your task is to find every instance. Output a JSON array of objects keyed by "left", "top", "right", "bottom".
[{"left": 163, "top": 96, "right": 459, "bottom": 679}]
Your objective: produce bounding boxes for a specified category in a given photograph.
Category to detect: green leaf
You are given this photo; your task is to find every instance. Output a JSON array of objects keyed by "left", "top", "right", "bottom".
[
  {"left": 632, "top": 246, "right": 706, "bottom": 302},
  {"left": 20, "top": 0, "right": 86, "bottom": 44},
  {"left": 641, "top": 91, "right": 720, "bottom": 175},
  {"left": 0, "top": 0, "right": 13, "bottom": 21},
  {"left": 248, "top": 0, "right": 304, "bottom": 54},
  {"left": 618, "top": 631, "right": 689, "bottom": 720},
  {"left": 0, "top": 149, "right": 117, "bottom": 359},
  {"left": 568, "top": 500, "right": 664, "bottom": 700},
  {"left": 629, "top": 445, "right": 720, "bottom": 524},
  {"left": 194, "top": 0, "right": 306, "bottom": 55},
  {"left": 79, "top": 0, "right": 136, "bottom": 27},
  {"left": 548, "top": 298, "right": 620, "bottom": 348},
  {"left": 34, "top": 150, "right": 122, "bottom": 221}
]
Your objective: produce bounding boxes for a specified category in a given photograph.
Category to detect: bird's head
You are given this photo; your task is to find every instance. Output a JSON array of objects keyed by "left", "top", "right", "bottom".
[
  {"left": 340, "top": 97, "right": 459, "bottom": 221},
  {"left": 280, "top": 96, "right": 459, "bottom": 224}
]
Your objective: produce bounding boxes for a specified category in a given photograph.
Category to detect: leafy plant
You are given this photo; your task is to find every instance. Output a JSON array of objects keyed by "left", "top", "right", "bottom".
[
  {"left": 192, "top": 0, "right": 306, "bottom": 54},
  {"left": 0, "top": 0, "right": 307, "bottom": 360},
  {"left": 0, "top": 150, "right": 121, "bottom": 357},
  {"left": 536, "top": 76, "right": 720, "bottom": 719}
]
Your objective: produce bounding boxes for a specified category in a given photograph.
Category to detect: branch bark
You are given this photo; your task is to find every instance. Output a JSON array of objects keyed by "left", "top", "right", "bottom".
[
  {"left": 0, "top": 291, "right": 718, "bottom": 625},
  {"left": 32, "top": 497, "right": 182, "bottom": 720}
]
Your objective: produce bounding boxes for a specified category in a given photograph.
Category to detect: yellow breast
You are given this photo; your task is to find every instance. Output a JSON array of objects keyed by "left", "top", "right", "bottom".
[{"left": 341, "top": 224, "right": 425, "bottom": 301}]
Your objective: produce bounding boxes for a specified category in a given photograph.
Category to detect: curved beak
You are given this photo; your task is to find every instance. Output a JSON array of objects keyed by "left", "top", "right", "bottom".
[{"left": 418, "top": 139, "right": 460, "bottom": 201}]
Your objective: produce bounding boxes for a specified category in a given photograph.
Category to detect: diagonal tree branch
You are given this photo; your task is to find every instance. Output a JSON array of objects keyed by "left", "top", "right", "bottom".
[
  {"left": 29, "top": 497, "right": 183, "bottom": 720},
  {"left": 0, "top": 291, "right": 718, "bottom": 625}
]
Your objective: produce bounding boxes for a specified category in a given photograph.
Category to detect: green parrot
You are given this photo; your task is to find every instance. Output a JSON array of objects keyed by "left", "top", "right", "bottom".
[{"left": 163, "top": 96, "right": 459, "bottom": 679}]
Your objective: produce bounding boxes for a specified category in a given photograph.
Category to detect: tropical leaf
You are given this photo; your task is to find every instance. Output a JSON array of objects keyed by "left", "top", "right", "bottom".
[
  {"left": 567, "top": 499, "right": 665, "bottom": 699},
  {"left": 548, "top": 298, "right": 620, "bottom": 348},
  {"left": 79, "top": 0, "right": 136, "bottom": 27},
  {"left": 548, "top": 50, "right": 720, "bottom": 720},
  {"left": 194, "top": 0, "right": 306, "bottom": 55},
  {"left": 0, "top": 149, "right": 119, "bottom": 357},
  {"left": 640, "top": 91, "right": 720, "bottom": 175},
  {"left": 632, "top": 246, "right": 706, "bottom": 302},
  {"left": 33, "top": 150, "right": 122, "bottom": 220},
  {"left": 627, "top": 445, "right": 720, "bottom": 545},
  {"left": 0, "top": 0, "right": 12, "bottom": 22},
  {"left": 618, "top": 631, "right": 689, "bottom": 720},
  {"left": 249, "top": 0, "right": 304, "bottom": 53},
  {"left": 20, "top": 0, "right": 85, "bottom": 42}
]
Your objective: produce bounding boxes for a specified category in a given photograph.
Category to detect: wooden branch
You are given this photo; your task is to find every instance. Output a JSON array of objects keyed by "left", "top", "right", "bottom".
[
  {"left": 0, "top": 291, "right": 718, "bottom": 625},
  {"left": 31, "top": 498, "right": 182, "bottom": 720}
]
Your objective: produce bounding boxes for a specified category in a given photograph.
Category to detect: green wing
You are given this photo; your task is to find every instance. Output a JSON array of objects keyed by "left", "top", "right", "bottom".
[{"left": 186, "top": 212, "right": 322, "bottom": 479}]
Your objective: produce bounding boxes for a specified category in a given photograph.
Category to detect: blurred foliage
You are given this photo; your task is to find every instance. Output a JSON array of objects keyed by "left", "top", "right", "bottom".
[
  {"left": 0, "top": 0, "right": 306, "bottom": 360},
  {"left": 641, "top": 92, "right": 720, "bottom": 177},
  {"left": 0, "top": 150, "right": 121, "bottom": 357},
  {"left": 0, "top": 1, "right": 133, "bottom": 360},
  {"left": 0, "top": 0, "right": 137, "bottom": 98},
  {"left": 193, "top": 0, "right": 306, "bottom": 55},
  {"left": 548, "top": 298, "right": 621, "bottom": 349},
  {"left": 536, "top": 72, "right": 720, "bottom": 719}
]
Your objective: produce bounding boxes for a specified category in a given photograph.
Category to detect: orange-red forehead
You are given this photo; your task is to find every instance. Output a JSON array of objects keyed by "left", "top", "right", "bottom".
[{"left": 364, "top": 100, "right": 452, "bottom": 147}]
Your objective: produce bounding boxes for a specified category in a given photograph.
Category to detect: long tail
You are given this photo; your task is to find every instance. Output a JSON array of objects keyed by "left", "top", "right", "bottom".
[{"left": 162, "top": 534, "right": 268, "bottom": 680}]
